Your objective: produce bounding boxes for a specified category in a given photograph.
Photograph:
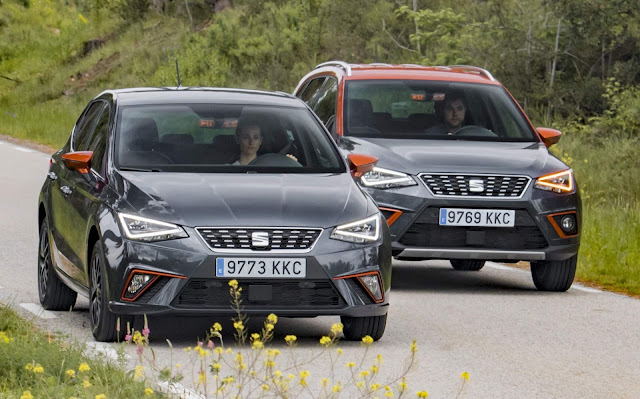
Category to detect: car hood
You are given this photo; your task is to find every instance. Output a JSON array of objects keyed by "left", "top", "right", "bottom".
[
  {"left": 111, "top": 172, "right": 372, "bottom": 228},
  {"left": 339, "top": 137, "right": 566, "bottom": 177}
]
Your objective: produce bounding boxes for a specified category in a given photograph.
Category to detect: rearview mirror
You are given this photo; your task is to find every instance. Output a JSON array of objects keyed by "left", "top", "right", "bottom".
[
  {"left": 61, "top": 151, "right": 93, "bottom": 174},
  {"left": 348, "top": 153, "right": 377, "bottom": 178},
  {"left": 537, "top": 127, "right": 563, "bottom": 148}
]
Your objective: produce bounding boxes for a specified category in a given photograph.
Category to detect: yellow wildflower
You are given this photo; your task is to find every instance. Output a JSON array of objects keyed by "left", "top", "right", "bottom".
[
  {"left": 20, "top": 391, "right": 33, "bottom": 399},
  {"left": 461, "top": 371, "right": 470, "bottom": 381},
  {"left": 95, "top": 395, "right": 106, "bottom": 399},
  {"left": 228, "top": 279, "right": 238, "bottom": 289},
  {"left": 370, "top": 365, "right": 379, "bottom": 374},
  {"left": 65, "top": 369, "right": 76, "bottom": 378},
  {"left": 299, "top": 370, "right": 310, "bottom": 378},
  {"left": 333, "top": 383, "right": 342, "bottom": 393},
  {"left": 284, "top": 335, "right": 297, "bottom": 344},
  {"left": 321, "top": 378, "right": 329, "bottom": 386},
  {"left": 251, "top": 340, "right": 264, "bottom": 349},
  {"left": 198, "top": 371, "right": 206, "bottom": 383},
  {"left": 175, "top": 363, "right": 181, "bottom": 369},
  {"left": 377, "top": 354, "right": 383, "bottom": 363},
  {"left": 134, "top": 365, "right": 144, "bottom": 379},
  {"left": 347, "top": 362, "right": 355, "bottom": 368},
  {"left": 362, "top": 335, "right": 374, "bottom": 345},
  {"left": 251, "top": 333, "right": 260, "bottom": 340},
  {"left": 319, "top": 336, "right": 332, "bottom": 346},
  {"left": 144, "top": 387, "right": 154, "bottom": 396},
  {"left": 331, "top": 323, "right": 343, "bottom": 334},
  {"left": 222, "top": 376, "right": 235, "bottom": 384},
  {"left": 33, "top": 364, "right": 44, "bottom": 373},
  {"left": 24, "top": 363, "right": 33, "bottom": 371},
  {"left": 265, "top": 323, "right": 274, "bottom": 331},
  {"left": 211, "top": 363, "right": 222, "bottom": 372},
  {"left": 399, "top": 378, "right": 408, "bottom": 393},
  {"left": 356, "top": 381, "right": 364, "bottom": 388},
  {"left": 267, "top": 313, "right": 278, "bottom": 324},
  {"left": 410, "top": 340, "right": 417, "bottom": 354},
  {"left": 0, "top": 331, "right": 14, "bottom": 343},
  {"left": 233, "top": 321, "right": 244, "bottom": 331},
  {"left": 83, "top": 379, "right": 92, "bottom": 388},
  {"left": 371, "top": 383, "right": 381, "bottom": 391},
  {"left": 417, "top": 391, "right": 429, "bottom": 398},
  {"left": 212, "top": 322, "right": 222, "bottom": 332},
  {"left": 214, "top": 347, "right": 223, "bottom": 355},
  {"left": 288, "top": 373, "right": 295, "bottom": 380},
  {"left": 265, "top": 360, "right": 276, "bottom": 368},
  {"left": 226, "top": 348, "right": 232, "bottom": 354},
  {"left": 385, "top": 392, "right": 394, "bottom": 397},
  {"left": 337, "top": 348, "right": 344, "bottom": 355},
  {"left": 359, "top": 370, "right": 370, "bottom": 378},
  {"left": 261, "top": 384, "right": 270, "bottom": 391},
  {"left": 185, "top": 346, "right": 192, "bottom": 353},
  {"left": 78, "top": 363, "right": 91, "bottom": 373}
]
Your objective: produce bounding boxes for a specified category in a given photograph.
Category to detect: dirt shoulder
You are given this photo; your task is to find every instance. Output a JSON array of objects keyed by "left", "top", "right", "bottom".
[{"left": 0, "top": 134, "right": 58, "bottom": 155}]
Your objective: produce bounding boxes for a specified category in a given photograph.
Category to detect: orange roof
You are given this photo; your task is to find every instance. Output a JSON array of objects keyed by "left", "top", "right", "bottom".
[{"left": 314, "top": 63, "right": 501, "bottom": 85}]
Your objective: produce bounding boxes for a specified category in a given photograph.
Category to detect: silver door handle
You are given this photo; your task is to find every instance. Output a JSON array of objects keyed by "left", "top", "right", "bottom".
[
  {"left": 60, "top": 186, "right": 72, "bottom": 195},
  {"left": 48, "top": 172, "right": 57, "bottom": 180}
]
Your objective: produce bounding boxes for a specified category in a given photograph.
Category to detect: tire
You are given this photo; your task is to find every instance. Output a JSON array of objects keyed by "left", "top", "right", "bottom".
[
  {"left": 341, "top": 313, "right": 387, "bottom": 341},
  {"left": 530, "top": 254, "right": 577, "bottom": 292},
  {"left": 38, "top": 219, "right": 77, "bottom": 311},
  {"left": 450, "top": 259, "right": 485, "bottom": 271},
  {"left": 89, "top": 240, "right": 131, "bottom": 342}
]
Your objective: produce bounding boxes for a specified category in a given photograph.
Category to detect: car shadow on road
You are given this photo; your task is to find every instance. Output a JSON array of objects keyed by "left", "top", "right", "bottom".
[{"left": 391, "top": 260, "right": 538, "bottom": 295}]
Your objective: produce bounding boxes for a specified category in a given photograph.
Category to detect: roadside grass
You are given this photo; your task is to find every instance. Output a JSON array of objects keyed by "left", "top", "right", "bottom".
[
  {"left": 554, "top": 131, "right": 640, "bottom": 296},
  {"left": 0, "top": 305, "right": 151, "bottom": 398}
]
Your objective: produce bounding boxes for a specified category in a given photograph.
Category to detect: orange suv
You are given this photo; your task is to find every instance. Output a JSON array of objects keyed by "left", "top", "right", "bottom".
[{"left": 293, "top": 61, "right": 581, "bottom": 292}]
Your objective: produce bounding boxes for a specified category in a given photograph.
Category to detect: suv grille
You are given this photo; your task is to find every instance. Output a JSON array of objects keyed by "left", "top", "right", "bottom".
[
  {"left": 419, "top": 174, "right": 531, "bottom": 198},
  {"left": 196, "top": 228, "right": 322, "bottom": 251},
  {"left": 173, "top": 279, "right": 343, "bottom": 309},
  {"left": 399, "top": 208, "right": 547, "bottom": 250}
]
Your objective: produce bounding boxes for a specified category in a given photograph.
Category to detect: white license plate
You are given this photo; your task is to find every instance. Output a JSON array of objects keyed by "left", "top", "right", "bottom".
[
  {"left": 215, "top": 258, "right": 306, "bottom": 278},
  {"left": 439, "top": 208, "right": 515, "bottom": 227}
]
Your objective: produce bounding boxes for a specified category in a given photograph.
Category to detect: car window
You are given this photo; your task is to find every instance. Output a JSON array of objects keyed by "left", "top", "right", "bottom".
[
  {"left": 86, "top": 105, "right": 110, "bottom": 176},
  {"left": 298, "top": 77, "right": 326, "bottom": 104},
  {"left": 343, "top": 80, "right": 537, "bottom": 141},
  {"left": 73, "top": 101, "right": 105, "bottom": 151},
  {"left": 115, "top": 104, "right": 345, "bottom": 174},
  {"left": 310, "top": 78, "right": 338, "bottom": 125}
]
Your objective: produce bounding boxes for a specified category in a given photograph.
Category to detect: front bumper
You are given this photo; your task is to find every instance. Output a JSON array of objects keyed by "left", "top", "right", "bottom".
[
  {"left": 105, "top": 225, "right": 391, "bottom": 317},
  {"left": 365, "top": 181, "right": 581, "bottom": 262}
]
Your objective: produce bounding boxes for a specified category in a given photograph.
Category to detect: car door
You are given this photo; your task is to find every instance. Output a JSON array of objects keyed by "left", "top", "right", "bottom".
[{"left": 49, "top": 100, "right": 106, "bottom": 286}]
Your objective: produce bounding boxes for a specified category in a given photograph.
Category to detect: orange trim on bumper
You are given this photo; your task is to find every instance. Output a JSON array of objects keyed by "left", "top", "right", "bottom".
[
  {"left": 121, "top": 269, "right": 187, "bottom": 302},
  {"left": 547, "top": 211, "right": 579, "bottom": 239}
]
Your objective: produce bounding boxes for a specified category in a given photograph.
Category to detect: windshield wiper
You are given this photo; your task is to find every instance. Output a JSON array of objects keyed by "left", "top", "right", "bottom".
[{"left": 119, "top": 167, "right": 164, "bottom": 172}]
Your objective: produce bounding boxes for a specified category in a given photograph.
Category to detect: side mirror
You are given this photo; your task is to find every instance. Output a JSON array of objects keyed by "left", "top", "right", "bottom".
[
  {"left": 348, "top": 153, "right": 377, "bottom": 178},
  {"left": 537, "top": 127, "right": 563, "bottom": 148},
  {"left": 61, "top": 151, "right": 93, "bottom": 174}
]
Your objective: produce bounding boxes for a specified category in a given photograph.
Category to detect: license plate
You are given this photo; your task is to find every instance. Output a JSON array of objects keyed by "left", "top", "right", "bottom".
[
  {"left": 439, "top": 208, "right": 515, "bottom": 227},
  {"left": 216, "top": 258, "right": 306, "bottom": 278}
]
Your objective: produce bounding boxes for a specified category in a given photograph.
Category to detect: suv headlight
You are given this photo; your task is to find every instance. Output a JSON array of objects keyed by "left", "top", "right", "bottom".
[
  {"left": 331, "top": 214, "right": 380, "bottom": 243},
  {"left": 534, "top": 169, "right": 574, "bottom": 193},
  {"left": 117, "top": 213, "right": 188, "bottom": 242},
  {"left": 360, "top": 167, "right": 417, "bottom": 189}
]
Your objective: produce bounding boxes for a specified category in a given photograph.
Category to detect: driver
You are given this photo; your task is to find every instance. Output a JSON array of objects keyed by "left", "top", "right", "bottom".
[
  {"left": 425, "top": 93, "right": 468, "bottom": 135},
  {"left": 232, "top": 119, "right": 298, "bottom": 165},
  {"left": 233, "top": 122, "right": 262, "bottom": 165}
]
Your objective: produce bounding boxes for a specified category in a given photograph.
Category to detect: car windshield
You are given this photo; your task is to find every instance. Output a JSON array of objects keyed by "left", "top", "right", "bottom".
[
  {"left": 344, "top": 80, "right": 538, "bottom": 142},
  {"left": 115, "top": 104, "right": 345, "bottom": 173}
]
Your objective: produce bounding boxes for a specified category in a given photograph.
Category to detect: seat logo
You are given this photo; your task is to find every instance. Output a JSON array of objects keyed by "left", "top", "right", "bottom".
[
  {"left": 469, "top": 179, "right": 485, "bottom": 192},
  {"left": 251, "top": 232, "right": 269, "bottom": 247}
]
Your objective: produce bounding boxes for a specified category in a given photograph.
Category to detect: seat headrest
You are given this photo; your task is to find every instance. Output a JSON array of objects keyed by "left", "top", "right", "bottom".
[
  {"left": 348, "top": 99, "right": 374, "bottom": 127},
  {"left": 124, "top": 118, "right": 159, "bottom": 151}
]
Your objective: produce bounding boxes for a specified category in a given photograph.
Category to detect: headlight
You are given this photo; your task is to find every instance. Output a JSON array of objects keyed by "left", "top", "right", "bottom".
[
  {"left": 117, "top": 213, "right": 188, "bottom": 242},
  {"left": 330, "top": 214, "right": 380, "bottom": 243},
  {"left": 360, "top": 167, "right": 417, "bottom": 189},
  {"left": 534, "top": 169, "right": 574, "bottom": 193}
]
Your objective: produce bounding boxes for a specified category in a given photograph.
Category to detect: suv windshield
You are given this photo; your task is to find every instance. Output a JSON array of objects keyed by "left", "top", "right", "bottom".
[
  {"left": 115, "top": 104, "right": 345, "bottom": 173},
  {"left": 344, "top": 80, "right": 537, "bottom": 142}
]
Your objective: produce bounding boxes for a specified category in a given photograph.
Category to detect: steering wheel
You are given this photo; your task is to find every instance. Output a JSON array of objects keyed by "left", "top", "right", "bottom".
[
  {"left": 248, "top": 153, "right": 302, "bottom": 167},
  {"left": 452, "top": 125, "right": 498, "bottom": 137}
]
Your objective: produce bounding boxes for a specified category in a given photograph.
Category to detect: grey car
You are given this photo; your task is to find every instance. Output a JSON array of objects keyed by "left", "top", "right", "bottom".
[{"left": 294, "top": 62, "right": 581, "bottom": 292}]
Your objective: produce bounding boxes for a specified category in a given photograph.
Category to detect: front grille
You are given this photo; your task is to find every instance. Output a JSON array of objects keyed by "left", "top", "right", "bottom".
[
  {"left": 399, "top": 208, "right": 547, "bottom": 250},
  {"left": 173, "top": 279, "right": 343, "bottom": 309},
  {"left": 419, "top": 174, "right": 531, "bottom": 198},
  {"left": 196, "top": 228, "right": 322, "bottom": 251}
]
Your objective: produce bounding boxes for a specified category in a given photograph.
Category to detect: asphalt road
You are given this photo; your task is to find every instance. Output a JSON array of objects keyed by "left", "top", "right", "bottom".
[{"left": 1, "top": 139, "right": 639, "bottom": 398}]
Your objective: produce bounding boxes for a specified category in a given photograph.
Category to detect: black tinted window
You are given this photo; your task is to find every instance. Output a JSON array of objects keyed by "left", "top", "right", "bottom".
[
  {"left": 311, "top": 78, "right": 338, "bottom": 125},
  {"left": 73, "top": 101, "right": 105, "bottom": 151},
  {"left": 87, "top": 106, "right": 110, "bottom": 175},
  {"left": 344, "top": 80, "right": 537, "bottom": 141},
  {"left": 116, "top": 104, "right": 345, "bottom": 174},
  {"left": 298, "top": 78, "right": 325, "bottom": 103}
]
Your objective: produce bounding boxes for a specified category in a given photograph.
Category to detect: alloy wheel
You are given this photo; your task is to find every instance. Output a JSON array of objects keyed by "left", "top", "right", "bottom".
[
  {"left": 90, "top": 252, "right": 102, "bottom": 327},
  {"left": 37, "top": 226, "right": 50, "bottom": 297}
]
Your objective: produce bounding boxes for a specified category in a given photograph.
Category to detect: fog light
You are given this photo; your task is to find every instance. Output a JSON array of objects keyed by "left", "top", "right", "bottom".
[
  {"left": 561, "top": 215, "right": 575, "bottom": 232},
  {"left": 358, "top": 274, "right": 383, "bottom": 302},
  {"left": 128, "top": 274, "right": 151, "bottom": 294}
]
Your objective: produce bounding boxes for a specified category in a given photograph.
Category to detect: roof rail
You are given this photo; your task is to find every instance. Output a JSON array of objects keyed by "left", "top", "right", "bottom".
[
  {"left": 368, "top": 63, "right": 393, "bottom": 67},
  {"left": 400, "top": 63, "right": 426, "bottom": 68},
  {"left": 315, "top": 61, "right": 352, "bottom": 76},
  {"left": 448, "top": 65, "right": 495, "bottom": 81}
]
